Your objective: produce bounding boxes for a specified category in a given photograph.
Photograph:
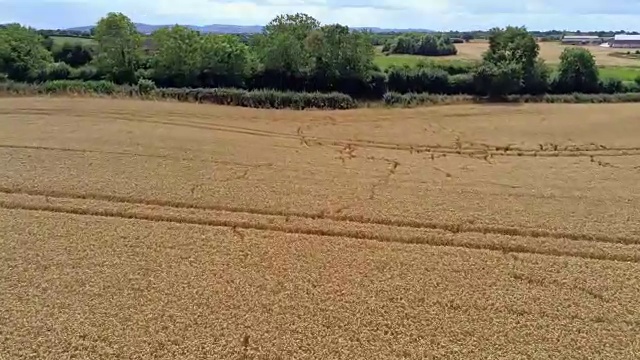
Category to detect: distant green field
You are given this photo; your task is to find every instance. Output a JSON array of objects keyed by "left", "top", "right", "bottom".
[
  {"left": 598, "top": 66, "right": 640, "bottom": 81},
  {"left": 375, "top": 52, "right": 640, "bottom": 81},
  {"left": 50, "top": 36, "right": 96, "bottom": 46},
  {"left": 374, "top": 53, "right": 475, "bottom": 69}
]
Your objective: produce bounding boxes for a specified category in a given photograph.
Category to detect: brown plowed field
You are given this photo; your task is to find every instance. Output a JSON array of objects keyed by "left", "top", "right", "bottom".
[{"left": 2, "top": 98, "right": 640, "bottom": 359}]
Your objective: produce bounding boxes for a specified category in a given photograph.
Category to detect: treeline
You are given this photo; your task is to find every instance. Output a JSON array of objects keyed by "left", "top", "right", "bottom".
[
  {"left": 382, "top": 33, "right": 457, "bottom": 56},
  {"left": 0, "top": 13, "right": 637, "bottom": 102},
  {"left": 371, "top": 30, "right": 640, "bottom": 45},
  {"left": 37, "top": 29, "right": 93, "bottom": 37}
]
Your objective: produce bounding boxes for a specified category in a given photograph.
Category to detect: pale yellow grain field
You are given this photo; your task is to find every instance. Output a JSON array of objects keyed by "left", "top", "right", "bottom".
[
  {"left": 1, "top": 98, "right": 640, "bottom": 359},
  {"left": 455, "top": 41, "right": 638, "bottom": 66}
]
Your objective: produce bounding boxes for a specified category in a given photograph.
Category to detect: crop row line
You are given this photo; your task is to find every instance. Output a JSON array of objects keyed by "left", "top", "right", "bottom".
[
  {"left": 1, "top": 197, "right": 638, "bottom": 264},
  {"left": 0, "top": 186, "right": 638, "bottom": 246}
]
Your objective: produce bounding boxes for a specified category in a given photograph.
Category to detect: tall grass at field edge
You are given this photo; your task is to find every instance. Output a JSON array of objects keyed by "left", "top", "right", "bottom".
[{"left": 3, "top": 80, "right": 640, "bottom": 110}]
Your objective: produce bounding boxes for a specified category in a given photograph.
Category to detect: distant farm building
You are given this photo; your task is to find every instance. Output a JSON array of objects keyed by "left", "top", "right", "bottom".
[
  {"left": 561, "top": 35, "right": 602, "bottom": 45},
  {"left": 608, "top": 34, "right": 640, "bottom": 48}
]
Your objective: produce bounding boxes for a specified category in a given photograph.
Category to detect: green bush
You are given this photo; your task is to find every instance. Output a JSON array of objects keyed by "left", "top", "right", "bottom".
[
  {"left": 473, "top": 62, "right": 523, "bottom": 97},
  {"left": 448, "top": 73, "right": 475, "bottom": 94},
  {"left": 521, "top": 60, "right": 550, "bottom": 95},
  {"left": 137, "top": 78, "right": 156, "bottom": 95},
  {"left": 555, "top": 47, "right": 600, "bottom": 93},
  {"left": 382, "top": 92, "right": 407, "bottom": 106},
  {"left": 622, "top": 81, "right": 640, "bottom": 93},
  {"left": 383, "top": 91, "right": 473, "bottom": 107},
  {"left": 513, "top": 93, "right": 640, "bottom": 104},
  {"left": 0, "top": 73, "right": 7, "bottom": 83},
  {"left": 414, "top": 68, "right": 449, "bottom": 94},
  {"left": 431, "top": 61, "right": 476, "bottom": 75},
  {"left": 41, "top": 80, "right": 117, "bottom": 94},
  {"left": 154, "top": 88, "right": 356, "bottom": 110},
  {"left": 70, "top": 65, "right": 100, "bottom": 81},
  {"left": 0, "top": 81, "right": 40, "bottom": 94},
  {"left": 44, "top": 62, "right": 73, "bottom": 81},
  {"left": 135, "top": 68, "right": 154, "bottom": 82},
  {"left": 389, "top": 34, "right": 457, "bottom": 56},
  {"left": 599, "top": 78, "right": 624, "bottom": 94},
  {"left": 386, "top": 66, "right": 451, "bottom": 94}
]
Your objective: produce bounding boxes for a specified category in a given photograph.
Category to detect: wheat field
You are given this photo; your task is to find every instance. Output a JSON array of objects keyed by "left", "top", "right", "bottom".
[
  {"left": 1, "top": 98, "right": 640, "bottom": 359},
  {"left": 453, "top": 42, "right": 640, "bottom": 66}
]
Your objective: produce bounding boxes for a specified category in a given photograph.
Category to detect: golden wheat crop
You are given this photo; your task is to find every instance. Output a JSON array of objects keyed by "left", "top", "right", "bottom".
[
  {"left": 1, "top": 97, "right": 640, "bottom": 359},
  {"left": 453, "top": 41, "right": 639, "bottom": 66}
]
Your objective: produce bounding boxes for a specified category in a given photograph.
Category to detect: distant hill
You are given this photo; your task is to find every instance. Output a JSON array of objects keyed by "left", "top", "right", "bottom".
[{"left": 66, "top": 23, "right": 433, "bottom": 35}]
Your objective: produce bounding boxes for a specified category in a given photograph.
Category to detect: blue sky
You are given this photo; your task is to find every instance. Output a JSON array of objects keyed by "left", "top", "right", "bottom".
[{"left": 2, "top": 0, "right": 640, "bottom": 30}]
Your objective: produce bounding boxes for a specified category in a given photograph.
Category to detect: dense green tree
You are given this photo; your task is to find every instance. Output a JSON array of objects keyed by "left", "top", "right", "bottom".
[
  {"left": 94, "top": 12, "right": 141, "bottom": 83},
  {"left": 461, "top": 33, "right": 474, "bottom": 42},
  {"left": 53, "top": 42, "right": 93, "bottom": 67},
  {"left": 150, "top": 27, "right": 254, "bottom": 87},
  {"left": 480, "top": 26, "right": 547, "bottom": 94},
  {"left": 473, "top": 61, "right": 523, "bottom": 97},
  {"left": 484, "top": 26, "right": 539, "bottom": 70},
  {"left": 0, "top": 24, "right": 53, "bottom": 81},
  {"left": 305, "top": 24, "right": 374, "bottom": 77},
  {"left": 151, "top": 26, "right": 202, "bottom": 86},
  {"left": 388, "top": 33, "right": 457, "bottom": 56},
  {"left": 555, "top": 47, "right": 599, "bottom": 93},
  {"left": 41, "top": 36, "right": 55, "bottom": 51},
  {"left": 254, "top": 13, "right": 320, "bottom": 72},
  {"left": 199, "top": 34, "right": 255, "bottom": 87}
]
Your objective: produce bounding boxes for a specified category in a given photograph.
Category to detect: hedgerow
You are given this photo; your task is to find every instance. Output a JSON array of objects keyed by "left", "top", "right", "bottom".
[
  {"left": 3, "top": 80, "right": 640, "bottom": 109},
  {"left": 2, "top": 13, "right": 640, "bottom": 101}
]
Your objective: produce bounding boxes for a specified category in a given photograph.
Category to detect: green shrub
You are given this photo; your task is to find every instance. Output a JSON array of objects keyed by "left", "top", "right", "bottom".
[
  {"left": 41, "top": 80, "right": 117, "bottom": 94},
  {"left": 135, "top": 68, "right": 154, "bottom": 82},
  {"left": 555, "top": 47, "right": 600, "bottom": 93},
  {"left": 0, "top": 73, "right": 8, "bottom": 83},
  {"left": 522, "top": 60, "right": 550, "bottom": 95},
  {"left": 383, "top": 91, "right": 474, "bottom": 107},
  {"left": 382, "top": 92, "right": 407, "bottom": 106},
  {"left": 154, "top": 88, "right": 356, "bottom": 110},
  {"left": 622, "top": 80, "right": 640, "bottom": 93},
  {"left": 137, "top": 78, "right": 156, "bottom": 95},
  {"left": 448, "top": 73, "right": 475, "bottom": 94},
  {"left": 473, "top": 62, "right": 523, "bottom": 97},
  {"left": 386, "top": 66, "right": 451, "bottom": 94},
  {"left": 389, "top": 33, "right": 457, "bottom": 56},
  {"left": 46, "top": 62, "right": 72, "bottom": 80},
  {"left": 599, "top": 78, "right": 624, "bottom": 94},
  {"left": 433, "top": 61, "right": 476, "bottom": 75},
  {"left": 70, "top": 65, "right": 100, "bottom": 81},
  {"left": 30, "top": 62, "right": 73, "bottom": 82},
  {"left": 0, "top": 81, "right": 40, "bottom": 94}
]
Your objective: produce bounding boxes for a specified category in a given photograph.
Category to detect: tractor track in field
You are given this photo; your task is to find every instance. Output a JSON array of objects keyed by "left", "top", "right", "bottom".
[
  {"left": 1, "top": 186, "right": 639, "bottom": 249},
  {"left": 1, "top": 192, "right": 639, "bottom": 264},
  {"left": 111, "top": 117, "right": 640, "bottom": 159},
  {"left": 7, "top": 111, "right": 639, "bottom": 160},
  {"left": 0, "top": 144, "right": 170, "bottom": 159},
  {"left": 0, "top": 144, "right": 275, "bottom": 168}
]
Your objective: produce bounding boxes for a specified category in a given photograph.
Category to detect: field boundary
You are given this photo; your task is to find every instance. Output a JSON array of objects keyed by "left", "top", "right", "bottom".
[{"left": 6, "top": 84, "right": 640, "bottom": 110}]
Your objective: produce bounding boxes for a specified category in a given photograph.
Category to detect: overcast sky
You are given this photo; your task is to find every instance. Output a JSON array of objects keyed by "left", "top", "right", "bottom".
[{"left": 2, "top": 0, "right": 640, "bottom": 30}]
